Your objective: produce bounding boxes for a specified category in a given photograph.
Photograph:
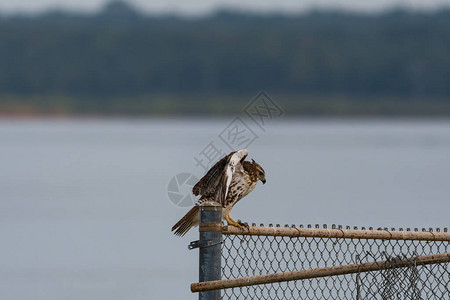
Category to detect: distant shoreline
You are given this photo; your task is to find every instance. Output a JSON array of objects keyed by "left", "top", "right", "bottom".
[{"left": 1, "top": 94, "right": 450, "bottom": 118}]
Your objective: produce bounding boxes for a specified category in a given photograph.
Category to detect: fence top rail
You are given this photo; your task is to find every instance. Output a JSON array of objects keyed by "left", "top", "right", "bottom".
[{"left": 222, "top": 225, "right": 450, "bottom": 241}]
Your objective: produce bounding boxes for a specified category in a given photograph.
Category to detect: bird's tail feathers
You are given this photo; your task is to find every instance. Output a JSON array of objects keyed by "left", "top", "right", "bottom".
[{"left": 171, "top": 206, "right": 199, "bottom": 237}]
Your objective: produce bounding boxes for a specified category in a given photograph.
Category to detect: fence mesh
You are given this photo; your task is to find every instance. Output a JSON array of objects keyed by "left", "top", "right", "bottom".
[{"left": 221, "top": 224, "right": 449, "bottom": 299}]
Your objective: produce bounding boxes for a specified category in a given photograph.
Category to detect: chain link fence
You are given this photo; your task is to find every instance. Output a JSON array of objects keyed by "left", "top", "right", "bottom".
[{"left": 221, "top": 224, "right": 449, "bottom": 299}]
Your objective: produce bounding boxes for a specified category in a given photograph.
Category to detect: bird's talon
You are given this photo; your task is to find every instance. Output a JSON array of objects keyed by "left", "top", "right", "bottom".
[{"left": 237, "top": 220, "right": 249, "bottom": 229}]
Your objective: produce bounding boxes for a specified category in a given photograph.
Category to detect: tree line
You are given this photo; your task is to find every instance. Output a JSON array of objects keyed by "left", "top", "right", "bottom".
[{"left": 0, "top": 2, "right": 449, "bottom": 115}]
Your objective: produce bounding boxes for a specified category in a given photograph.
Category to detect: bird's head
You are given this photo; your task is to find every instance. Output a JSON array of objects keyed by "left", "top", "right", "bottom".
[{"left": 251, "top": 159, "right": 266, "bottom": 184}]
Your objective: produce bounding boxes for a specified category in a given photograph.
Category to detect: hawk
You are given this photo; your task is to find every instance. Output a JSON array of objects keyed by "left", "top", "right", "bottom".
[{"left": 172, "top": 149, "right": 266, "bottom": 236}]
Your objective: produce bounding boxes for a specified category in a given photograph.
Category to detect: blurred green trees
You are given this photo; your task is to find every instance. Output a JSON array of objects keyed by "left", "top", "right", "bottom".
[{"left": 0, "top": 2, "right": 449, "bottom": 115}]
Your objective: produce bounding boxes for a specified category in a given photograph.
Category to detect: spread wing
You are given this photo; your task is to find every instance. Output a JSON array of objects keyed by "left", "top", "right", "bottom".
[
  {"left": 192, "top": 149, "right": 248, "bottom": 206},
  {"left": 192, "top": 151, "right": 235, "bottom": 196}
]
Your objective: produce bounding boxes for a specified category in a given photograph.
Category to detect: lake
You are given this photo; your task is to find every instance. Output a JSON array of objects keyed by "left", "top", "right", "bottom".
[{"left": 0, "top": 118, "right": 449, "bottom": 299}]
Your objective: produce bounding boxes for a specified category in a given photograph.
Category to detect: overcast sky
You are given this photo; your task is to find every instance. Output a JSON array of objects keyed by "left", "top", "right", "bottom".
[{"left": 0, "top": 0, "right": 449, "bottom": 15}]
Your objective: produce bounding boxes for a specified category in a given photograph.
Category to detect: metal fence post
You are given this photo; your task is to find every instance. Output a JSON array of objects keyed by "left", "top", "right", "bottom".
[{"left": 199, "top": 204, "right": 222, "bottom": 300}]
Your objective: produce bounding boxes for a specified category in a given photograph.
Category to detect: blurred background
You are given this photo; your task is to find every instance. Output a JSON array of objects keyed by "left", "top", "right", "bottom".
[{"left": 0, "top": 0, "right": 449, "bottom": 299}]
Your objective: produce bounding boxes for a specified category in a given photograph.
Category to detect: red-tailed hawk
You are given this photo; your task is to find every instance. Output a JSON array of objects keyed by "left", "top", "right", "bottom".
[{"left": 172, "top": 149, "right": 266, "bottom": 236}]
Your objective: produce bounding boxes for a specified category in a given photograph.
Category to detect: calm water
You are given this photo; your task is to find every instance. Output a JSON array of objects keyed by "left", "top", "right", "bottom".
[{"left": 0, "top": 118, "right": 449, "bottom": 300}]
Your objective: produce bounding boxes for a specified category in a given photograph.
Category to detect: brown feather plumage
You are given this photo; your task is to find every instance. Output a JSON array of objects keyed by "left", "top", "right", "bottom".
[
  {"left": 242, "top": 161, "right": 259, "bottom": 183},
  {"left": 192, "top": 151, "right": 235, "bottom": 196},
  {"left": 172, "top": 149, "right": 263, "bottom": 237},
  {"left": 171, "top": 205, "right": 199, "bottom": 237}
]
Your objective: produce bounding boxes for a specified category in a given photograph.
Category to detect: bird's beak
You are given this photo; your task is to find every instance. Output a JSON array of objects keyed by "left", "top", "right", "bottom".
[{"left": 261, "top": 178, "right": 266, "bottom": 184}]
